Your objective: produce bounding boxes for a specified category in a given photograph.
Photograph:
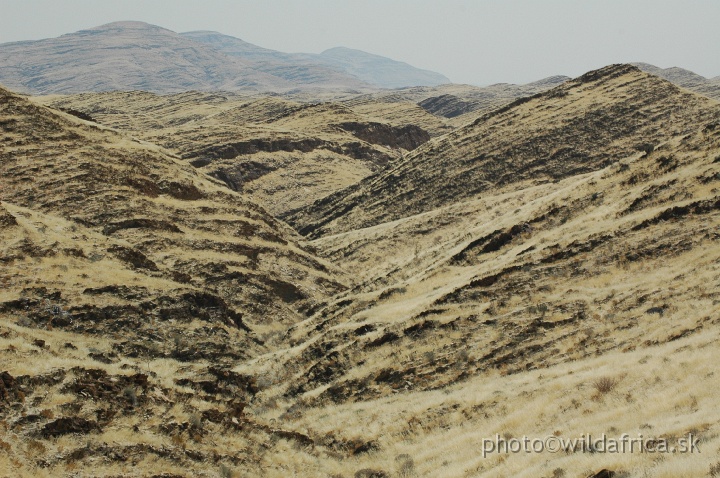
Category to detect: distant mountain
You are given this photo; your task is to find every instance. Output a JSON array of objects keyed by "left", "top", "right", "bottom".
[
  {"left": 0, "top": 21, "right": 294, "bottom": 94},
  {"left": 633, "top": 62, "right": 720, "bottom": 100},
  {"left": 632, "top": 62, "right": 707, "bottom": 85},
  {"left": 0, "top": 21, "right": 450, "bottom": 94},
  {"left": 180, "top": 31, "right": 371, "bottom": 89},
  {"left": 182, "top": 31, "right": 451, "bottom": 89},
  {"left": 318, "top": 46, "right": 450, "bottom": 88}
]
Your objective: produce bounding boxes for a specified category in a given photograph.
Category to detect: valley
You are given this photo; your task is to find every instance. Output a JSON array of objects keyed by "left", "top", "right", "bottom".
[{"left": 1, "top": 23, "right": 719, "bottom": 478}]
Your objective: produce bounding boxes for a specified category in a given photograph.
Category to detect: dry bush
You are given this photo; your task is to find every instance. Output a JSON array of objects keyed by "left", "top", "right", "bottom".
[
  {"left": 220, "top": 464, "right": 234, "bottom": 478},
  {"left": 593, "top": 376, "right": 618, "bottom": 395},
  {"left": 396, "top": 454, "right": 415, "bottom": 477}
]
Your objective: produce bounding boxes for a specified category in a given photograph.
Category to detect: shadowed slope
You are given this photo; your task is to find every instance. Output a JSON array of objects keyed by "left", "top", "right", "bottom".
[{"left": 0, "top": 83, "right": 360, "bottom": 476}]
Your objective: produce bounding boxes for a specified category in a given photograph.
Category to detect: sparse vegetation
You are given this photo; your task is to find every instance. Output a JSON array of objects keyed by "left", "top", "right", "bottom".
[
  {"left": 593, "top": 376, "right": 619, "bottom": 395},
  {"left": 1, "top": 59, "right": 720, "bottom": 478},
  {"left": 122, "top": 386, "right": 138, "bottom": 407},
  {"left": 220, "top": 464, "right": 234, "bottom": 478}
]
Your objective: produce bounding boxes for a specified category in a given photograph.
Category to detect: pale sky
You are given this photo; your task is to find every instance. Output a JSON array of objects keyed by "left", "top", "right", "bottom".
[{"left": 1, "top": 0, "right": 718, "bottom": 86}]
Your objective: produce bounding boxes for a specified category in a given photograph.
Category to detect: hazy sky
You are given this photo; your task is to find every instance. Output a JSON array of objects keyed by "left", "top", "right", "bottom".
[{"left": 1, "top": 0, "right": 718, "bottom": 85}]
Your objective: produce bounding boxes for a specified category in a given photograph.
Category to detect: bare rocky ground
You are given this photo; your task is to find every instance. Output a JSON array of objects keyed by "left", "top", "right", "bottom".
[{"left": 2, "top": 64, "right": 720, "bottom": 477}]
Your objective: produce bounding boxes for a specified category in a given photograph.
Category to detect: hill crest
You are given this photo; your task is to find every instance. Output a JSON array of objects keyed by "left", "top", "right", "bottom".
[{"left": 288, "top": 64, "right": 720, "bottom": 237}]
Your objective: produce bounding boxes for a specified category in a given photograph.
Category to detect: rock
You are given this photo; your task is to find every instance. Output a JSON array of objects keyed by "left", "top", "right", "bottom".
[
  {"left": 352, "top": 440, "right": 379, "bottom": 455},
  {"left": 365, "top": 332, "right": 401, "bottom": 348},
  {"left": 107, "top": 245, "right": 159, "bottom": 271},
  {"left": 41, "top": 417, "right": 99, "bottom": 437},
  {"left": 588, "top": 470, "right": 615, "bottom": 478},
  {"left": 335, "top": 122, "right": 430, "bottom": 150},
  {"left": 160, "top": 181, "right": 204, "bottom": 200},
  {"left": 0, "top": 371, "right": 23, "bottom": 403},
  {"left": 88, "top": 351, "right": 116, "bottom": 364},
  {"left": 0, "top": 207, "right": 18, "bottom": 228},
  {"left": 58, "top": 107, "right": 96, "bottom": 122},
  {"left": 354, "top": 469, "right": 389, "bottom": 478},
  {"left": 102, "top": 218, "right": 182, "bottom": 235}
]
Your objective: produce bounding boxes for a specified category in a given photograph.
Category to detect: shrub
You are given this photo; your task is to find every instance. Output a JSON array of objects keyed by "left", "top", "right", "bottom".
[
  {"left": 355, "top": 469, "right": 388, "bottom": 478},
  {"left": 220, "top": 464, "right": 234, "bottom": 478},
  {"left": 189, "top": 413, "right": 203, "bottom": 429},
  {"left": 122, "top": 386, "right": 138, "bottom": 407},
  {"left": 593, "top": 376, "right": 618, "bottom": 395},
  {"left": 396, "top": 454, "right": 415, "bottom": 477}
]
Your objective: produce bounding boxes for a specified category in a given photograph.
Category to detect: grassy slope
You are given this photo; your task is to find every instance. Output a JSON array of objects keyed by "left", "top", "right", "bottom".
[
  {"left": 2, "top": 62, "right": 720, "bottom": 477},
  {"left": 237, "top": 68, "right": 720, "bottom": 477},
  {"left": 0, "top": 85, "right": 353, "bottom": 477},
  {"left": 42, "top": 91, "right": 442, "bottom": 216},
  {"left": 289, "top": 65, "right": 720, "bottom": 238}
]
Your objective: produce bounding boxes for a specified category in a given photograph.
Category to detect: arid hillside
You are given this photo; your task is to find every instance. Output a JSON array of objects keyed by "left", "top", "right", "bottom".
[
  {"left": 38, "top": 73, "right": 578, "bottom": 217},
  {"left": 239, "top": 66, "right": 720, "bottom": 478},
  {"left": 340, "top": 75, "right": 570, "bottom": 128},
  {"left": 0, "top": 84, "right": 368, "bottom": 477},
  {"left": 289, "top": 64, "right": 720, "bottom": 237},
  {"left": 41, "top": 90, "right": 441, "bottom": 216},
  {"left": 1, "top": 59, "right": 720, "bottom": 478}
]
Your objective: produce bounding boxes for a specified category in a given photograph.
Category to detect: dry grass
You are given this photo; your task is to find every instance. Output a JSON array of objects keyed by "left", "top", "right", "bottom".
[
  {"left": 592, "top": 376, "right": 619, "bottom": 395},
  {"left": 2, "top": 65, "right": 720, "bottom": 477}
]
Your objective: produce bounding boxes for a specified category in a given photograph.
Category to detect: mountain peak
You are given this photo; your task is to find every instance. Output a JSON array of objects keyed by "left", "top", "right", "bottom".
[
  {"left": 321, "top": 46, "right": 373, "bottom": 56},
  {"left": 574, "top": 63, "right": 640, "bottom": 83},
  {"left": 0, "top": 23, "right": 450, "bottom": 93},
  {"left": 88, "top": 20, "right": 170, "bottom": 31}
]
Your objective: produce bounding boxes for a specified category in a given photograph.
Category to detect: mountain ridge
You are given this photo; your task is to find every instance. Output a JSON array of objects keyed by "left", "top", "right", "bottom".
[
  {"left": 287, "top": 64, "right": 720, "bottom": 237},
  {"left": 633, "top": 61, "right": 720, "bottom": 100},
  {"left": 182, "top": 31, "right": 451, "bottom": 89},
  {"left": 0, "top": 21, "right": 450, "bottom": 95}
]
